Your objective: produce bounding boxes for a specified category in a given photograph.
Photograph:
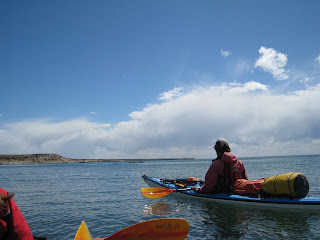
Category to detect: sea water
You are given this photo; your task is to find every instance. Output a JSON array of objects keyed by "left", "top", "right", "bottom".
[{"left": 0, "top": 155, "right": 319, "bottom": 239}]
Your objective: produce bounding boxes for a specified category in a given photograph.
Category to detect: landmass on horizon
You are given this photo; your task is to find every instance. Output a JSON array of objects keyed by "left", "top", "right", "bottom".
[{"left": 0, "top": 154, "right": 195, "bottom": 165}]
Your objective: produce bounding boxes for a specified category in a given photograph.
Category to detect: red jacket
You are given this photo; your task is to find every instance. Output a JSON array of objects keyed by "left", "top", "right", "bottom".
[
  {"left": 199, "top": 152, "right": 248, "bottom": 193},
  {"left": 0, "top": 188, "right": 33, "bottom": 240}
]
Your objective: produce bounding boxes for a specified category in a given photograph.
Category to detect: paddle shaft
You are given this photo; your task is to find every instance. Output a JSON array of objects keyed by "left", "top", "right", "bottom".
[{"left": 174, "top": 188, "right": 192, "bottom": 192}]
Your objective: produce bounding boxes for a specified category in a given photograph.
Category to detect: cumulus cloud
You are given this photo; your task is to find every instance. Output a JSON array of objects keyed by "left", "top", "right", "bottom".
[
  {"left": 0, "top": 119, "right": 111, "bottom": 158},
  {"left": 1, "top": 82, "right": 319, "bottom": 159},
  {"left": 255, "top": 47, "right": 289, "bottom": 80},
  {"left": 220, "top": 49, "right": 231, "bottom": 58},
  {"left": 316, "top": 55, "right": 320, "bottom": 63},
  {"left": 158, "top": 87, "right": 184, "bottom": 101},
  {"left": 229, "top": 81, "right": 269, "bottom": 93}
]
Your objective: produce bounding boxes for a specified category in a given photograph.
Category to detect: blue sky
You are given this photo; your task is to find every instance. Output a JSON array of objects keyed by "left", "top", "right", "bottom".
[{"left": 1, "top": 1, "right": 320, "bottom": 158}]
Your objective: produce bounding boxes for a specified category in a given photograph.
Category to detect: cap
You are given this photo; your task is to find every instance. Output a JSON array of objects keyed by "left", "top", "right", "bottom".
[{"left": 214, "top": 138, "right": 231, "bottom": 152}]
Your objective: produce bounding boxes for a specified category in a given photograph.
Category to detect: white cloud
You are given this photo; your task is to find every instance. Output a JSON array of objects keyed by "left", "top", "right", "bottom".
[
  {"left": 158, "top": 87, "right": 184, "bottom": 101},
  {"left": 0, "top": 119, "right": 111, "bottom": 157},
  {"left": 299, "top": 77, "right": 315, "bottom": 84},
  {"left": 255, "top": 46, "right": 289, "bottom": 80},
  {"left": 220, "top": 49, "right": 231, "bottom": 58},
  {"left": 1, "top": 82, "right": 319, "bottom": 159},
  {"left": 228, "top": 81, "right": 269, "bottom": 94},
  {"left": 316, "top": 55, "right": 320, "bottom": 63}
]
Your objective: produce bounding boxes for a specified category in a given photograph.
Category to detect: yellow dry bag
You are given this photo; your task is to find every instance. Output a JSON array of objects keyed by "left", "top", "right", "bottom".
[{"left": 261, "top": 172, "right": 309, "bottom": 198}]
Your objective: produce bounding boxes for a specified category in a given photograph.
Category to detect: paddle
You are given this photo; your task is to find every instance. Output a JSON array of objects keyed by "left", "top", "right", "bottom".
[
  {"left": 75, "top": 219, "right": 189, "bottom": 240},
  {"left": 141, "top": 187, "right": 192, "bottom": 199}
]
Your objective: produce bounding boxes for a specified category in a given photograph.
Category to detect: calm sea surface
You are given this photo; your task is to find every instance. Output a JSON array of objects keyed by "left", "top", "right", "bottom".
[{"left": 0, "top": 155, "right": 319, "bottom": 239}]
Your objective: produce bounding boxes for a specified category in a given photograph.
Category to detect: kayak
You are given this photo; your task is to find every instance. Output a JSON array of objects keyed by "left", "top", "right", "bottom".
[
  {"left": 74, "top": 219, "right": 189, "bottom": 240},
  {"left": 142, "top": 175, "right": 320, "bottom": 210}
]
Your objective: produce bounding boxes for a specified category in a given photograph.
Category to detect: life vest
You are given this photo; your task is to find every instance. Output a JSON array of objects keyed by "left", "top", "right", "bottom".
[
  {"left": 216, "top": 160, "right": 247, "bottom": 192},
  {"left": 233, "top": 178, "right": 265, "bottom": 195},
  {"left": 261, "top": 172, "right": 309, "bottom": 198},
  {"left": 0, "top": 188, "right": 33, "bottom": 240}
]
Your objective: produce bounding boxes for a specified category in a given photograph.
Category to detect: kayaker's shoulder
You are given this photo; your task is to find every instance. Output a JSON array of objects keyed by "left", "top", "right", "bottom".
[{"left": 220, "top": 152, "right": 238, "bottom": 163}]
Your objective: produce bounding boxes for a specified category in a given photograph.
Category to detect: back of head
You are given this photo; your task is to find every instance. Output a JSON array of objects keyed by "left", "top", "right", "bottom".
[{"left": 214, "top": 138, "right": 231, "bottom": 153}]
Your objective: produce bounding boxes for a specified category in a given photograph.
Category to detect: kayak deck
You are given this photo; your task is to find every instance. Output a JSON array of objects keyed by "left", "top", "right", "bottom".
[{"left": 142, "top": 175, "right": 320, "bottom": 210}]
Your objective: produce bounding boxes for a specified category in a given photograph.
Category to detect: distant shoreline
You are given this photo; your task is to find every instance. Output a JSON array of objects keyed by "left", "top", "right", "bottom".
[{"left": 0, "top": 154, "right": 195, "bottom": 165}]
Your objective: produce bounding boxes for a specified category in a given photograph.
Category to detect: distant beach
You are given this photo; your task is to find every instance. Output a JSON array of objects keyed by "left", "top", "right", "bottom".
[{"left": 0, "top": 154, "right": 194, "bottom": 165}]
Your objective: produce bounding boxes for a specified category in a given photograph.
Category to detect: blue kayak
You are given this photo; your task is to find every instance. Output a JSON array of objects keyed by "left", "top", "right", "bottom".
[{"left": 142, "top": 175, "right": 320, "bottom": 211}]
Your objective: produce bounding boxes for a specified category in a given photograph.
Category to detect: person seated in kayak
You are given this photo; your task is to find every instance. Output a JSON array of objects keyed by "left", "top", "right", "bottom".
[
  {"left": 0, "top": 188, "right": 33, "bottom": 240},
  {"left": 191, "top": 138, "right": 248, "bottom": 193}
]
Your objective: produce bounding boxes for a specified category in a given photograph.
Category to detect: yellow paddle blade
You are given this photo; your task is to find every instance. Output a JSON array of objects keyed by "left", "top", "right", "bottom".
[
  {"left": 74, "top": 221, "right": 93, "bottom": 240},
  {"left": 141, "top": 187, "right": 175, "bottom": 199},
  {"left": 95, "top": 218, "right": 189, "bottom": 240}
]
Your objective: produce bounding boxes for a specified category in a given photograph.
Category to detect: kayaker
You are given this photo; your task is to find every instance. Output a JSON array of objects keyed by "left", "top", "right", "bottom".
[
  {"left": 0, "top": 188, "right": 33, "bottom": 240},
  {"left": 191, "top": 138, "right": 248, "bottom": 193}
]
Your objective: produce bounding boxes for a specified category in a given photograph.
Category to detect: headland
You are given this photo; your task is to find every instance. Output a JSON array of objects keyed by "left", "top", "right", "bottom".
[{"left": 0, "top": 154, "right": 194, "bottom": 165}]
